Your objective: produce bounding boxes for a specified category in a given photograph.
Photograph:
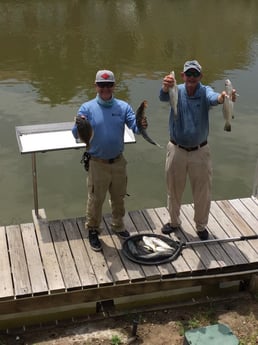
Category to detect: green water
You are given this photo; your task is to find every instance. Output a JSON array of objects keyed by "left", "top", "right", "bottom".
[{"left": 0, "top": 0, "right": 258, "bottom": 225}]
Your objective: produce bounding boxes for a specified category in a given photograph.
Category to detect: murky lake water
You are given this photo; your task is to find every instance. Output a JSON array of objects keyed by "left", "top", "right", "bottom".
[{"left": 0, "top": 0, "right": 258, "bottom": 225}]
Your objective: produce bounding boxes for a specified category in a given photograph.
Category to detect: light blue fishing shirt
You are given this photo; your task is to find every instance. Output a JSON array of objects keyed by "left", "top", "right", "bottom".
[
  {"left": 72, "top": 95, "right": 139, "bottom": 159},
  {"left": 159, "top": 82, "right": 220, "bottom": 147}
]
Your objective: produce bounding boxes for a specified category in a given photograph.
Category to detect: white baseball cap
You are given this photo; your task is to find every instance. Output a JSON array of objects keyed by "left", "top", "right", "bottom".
[{"left": 95, "top": 70, "right": 115, "bottom": 83}]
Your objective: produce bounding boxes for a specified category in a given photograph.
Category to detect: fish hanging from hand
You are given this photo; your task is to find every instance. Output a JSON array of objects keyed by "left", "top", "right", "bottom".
[
  {"left": 169, "top": 70, "right": 178, "bottom": 118},
  {"left": 136, "top": 100, "right": 162, "bottom": 148},
  {"left": 223, "top": 79, "right": 234, "bottom": 132},
  {"left": 75, "top": 116, "right": 94, "bottom": 149}
]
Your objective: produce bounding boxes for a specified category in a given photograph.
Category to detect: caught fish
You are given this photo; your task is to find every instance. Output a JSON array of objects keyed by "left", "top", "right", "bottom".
[
  {"left": 136, "top": 100, "right": 162, "bottom": 148},
  {"left": 223, "top": 79, "right": 234, "bottom": 132},
  {"left": 127, "top": 239, "right": 174, "bottom": 260},
  {"left": 75, "top": 116, "right": 94, "bottom": 149},
  {"left": 135, "top": 249, "right": 174, "bottom": 260},
  {"left": 142, "top": 235, "right": 172, "bottom": 252},
  {"left": 149, "top": 236, "right": 173, "bottom": 249},
  {"left": 169, "top": 71, "right": 178, "bottom": 117}
]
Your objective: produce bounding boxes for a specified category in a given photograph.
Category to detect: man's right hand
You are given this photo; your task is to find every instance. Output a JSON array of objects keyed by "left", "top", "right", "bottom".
[{"left": 162, "top": 74, "right": 174, "bottom": 92}]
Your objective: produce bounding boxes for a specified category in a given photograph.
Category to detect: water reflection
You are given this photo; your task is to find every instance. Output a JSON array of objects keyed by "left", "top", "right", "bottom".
[
  {"left": 1, "top": 0, "right": 258, "bottom": 104},
  {"left": 0, "top": 0, "right": 258, "bottom": 224}
]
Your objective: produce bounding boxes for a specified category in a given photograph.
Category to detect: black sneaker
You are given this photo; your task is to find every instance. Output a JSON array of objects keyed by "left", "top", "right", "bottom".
[
  {"left": 161, "top": 223, "right": 181, "bottom": 234},
  {"left": 89, "top": 230, "right": 102, "bottom": 251},
  {"left": 197, "top": 229, "right": 209, "bottom": 241},
  {"left": 116, "top": 230, "right": 130, "bottom": 239}
]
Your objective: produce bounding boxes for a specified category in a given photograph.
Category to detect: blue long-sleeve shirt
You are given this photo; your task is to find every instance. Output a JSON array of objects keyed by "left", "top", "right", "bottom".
[
  {"left": 72, "top": 95, "right": 139, "bottom": 159},
  {"left": 159, "top": 82, "right": 220, "bottom": 147}
]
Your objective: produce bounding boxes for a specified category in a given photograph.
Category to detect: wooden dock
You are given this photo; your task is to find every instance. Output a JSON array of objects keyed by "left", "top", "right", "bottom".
[{"left": 0, "top": 197, "right": 258, "bottom": 329}]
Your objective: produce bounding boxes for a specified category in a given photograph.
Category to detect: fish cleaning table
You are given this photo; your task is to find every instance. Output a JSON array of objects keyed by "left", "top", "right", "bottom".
[{"left": 15, "top": 122, "right": 136, "bottom": 217}]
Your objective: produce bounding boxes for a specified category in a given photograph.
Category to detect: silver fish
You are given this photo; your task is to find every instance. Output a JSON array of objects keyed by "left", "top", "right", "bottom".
[
  {"left": 169, "top": 71, "right": 178, "bottom": 118},
  {"left": 223, "top": 79, "right": 234, "bottom": 132},
  {"left": 136, "top": 100, "right": 162, "bottom": 148},
  {"left": 142, "top": 236, "right": 172, "bottom": 252},
  {"left": 136, "top": 249, "right": 174, "bottom": 260},
  {"left": 127, "top": 239, "right": 174, "bottom": 259}
]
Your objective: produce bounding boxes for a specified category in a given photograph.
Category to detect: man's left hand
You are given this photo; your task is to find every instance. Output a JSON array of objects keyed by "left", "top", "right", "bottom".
[{"left": 218, "top": 89, "right": 237, "bottom": 103}]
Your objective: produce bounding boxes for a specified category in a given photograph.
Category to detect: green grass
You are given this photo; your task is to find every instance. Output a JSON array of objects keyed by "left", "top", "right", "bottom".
[{"left": 110, "top": 334, "right": 122, "bottom": 345}]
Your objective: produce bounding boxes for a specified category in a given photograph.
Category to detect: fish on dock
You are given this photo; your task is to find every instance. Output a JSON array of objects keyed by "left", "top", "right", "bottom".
[
  {"left": 223, "top": 79, "right": 234, "bottom": 132},
  {"left": 127, "top": 237, "right": 174, "bottom": 261},
  {"left": 142, "top": 235, "right": 172, "bottom": 252},
  {"left": 169, "top": 71, "right": 178, "bottom": 118},
  {"left": 136, "top": 100, "right": 162, "bottom": 148},
  {"left": 75, "top": 116, "right": 94, "bottom": 149}
]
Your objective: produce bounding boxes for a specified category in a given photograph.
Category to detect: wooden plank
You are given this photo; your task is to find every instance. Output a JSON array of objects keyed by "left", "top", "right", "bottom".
[
  {"left": 182, "top": 204, "right": 233, "bottom": 268},
  {"left": 49, "top": 220, "right": 81, "bottom": 290},
  {"left": 33, "top": 209, "right": 65, "bottom": 292},
  {"left": 6, "top": 225, "right": 31, "bottom": 297},
  {"left": 76, "top": 217, "right": 113, "bottom": 286},
  {"left": 181, "top": 205, "right": 220, "bottom": 271},
  {"left": 103, "top": 213, "right": 146, "bottom": 282},
  {"left": 128, "top": 210, "right": 161, "bottom": 280},
  {"left": 225, "top": 199, "right": 258, "bottom": 259},
  {"left": 142, "top": 208, "right": 177, "bottom": 277},
  {"left": 201, "top": 206, "right": 246, "bottom": 269},
  {"left": 0, "top": 226, "right": 13, "bottom": 299},
  {"left": 240, "top": 197, "right": 258, "bottom": 220},
  {"left": 174, "top": 207, "right": 209, "bottom": 272},
  {"left": 230, "top": 198, "right": 258, "bottom": 232},
  {"left": 0, "top": 269, "right": 255, "bottom": 322},
  {"left": 20, "top": 223, "right": 48, "bottom": 295},
  {"left": 99, "top": 218, "right": 130, "bottom": 284},
  {"left": 210, "top": 201, "right": 254, "bottom": 265},
  {"left": 218, "top": 200, "right": 255, "bottom": 237},
  {"left": 204, "top": 214, "right": 235, "bottom": 267},
  {"left": 62, "top": 219, "right": 98, "bottom": 288},
  {"left": 154, "top": 207, "right": 192, "bottom": 274}
]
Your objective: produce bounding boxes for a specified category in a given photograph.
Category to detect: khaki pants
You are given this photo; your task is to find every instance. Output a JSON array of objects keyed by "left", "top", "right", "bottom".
[
  {"left": 165, "top": 141, "right": 212, "bottom": 231},
  {"left": 85, "top": 155, "right": 127, "bottom": 233}
]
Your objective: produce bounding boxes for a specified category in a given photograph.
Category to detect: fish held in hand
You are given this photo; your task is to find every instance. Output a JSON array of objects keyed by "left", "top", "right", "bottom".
[
  {"left": 169, "top": 71, "right": 178, "bottom": 118},
  {"left": 75, "top": 116, "right": 94, "bottom": 149},
  {"left": 223, "top": 79, "right": 234, "bottom": 132},
  {"left": 136, "top": 100, "right": 162, "bottom": 148}
]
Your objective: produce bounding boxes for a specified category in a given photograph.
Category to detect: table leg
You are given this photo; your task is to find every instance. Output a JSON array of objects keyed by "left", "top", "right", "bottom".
[{"left": 31, "top": 153, "right": 39, "bottom": 217}]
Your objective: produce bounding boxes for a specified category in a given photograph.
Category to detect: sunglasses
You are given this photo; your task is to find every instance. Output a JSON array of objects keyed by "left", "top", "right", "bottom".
[
  {"left": 96, "top": 82, "right": 114, "bottom": 88},
  {"left": 184, "top": 70, "right": 201, "bottom": 78}
]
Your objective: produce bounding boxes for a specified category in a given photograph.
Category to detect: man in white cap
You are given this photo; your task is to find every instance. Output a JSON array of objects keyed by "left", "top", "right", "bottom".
[
  {"left": 159, "top": 60, "right": 237, "bottom": 240},
  {"left": 72, "top": 69, "right": 147, "bottom": 251}
]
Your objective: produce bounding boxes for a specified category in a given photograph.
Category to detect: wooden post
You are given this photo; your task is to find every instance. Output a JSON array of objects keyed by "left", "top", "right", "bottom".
[{"left": 249, "top": 274, "right": 258, "bottom": 293}]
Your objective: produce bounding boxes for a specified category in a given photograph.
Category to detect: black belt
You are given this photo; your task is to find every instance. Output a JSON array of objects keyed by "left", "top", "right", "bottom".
[
  {"left": 90, "top": 154, "right": 122, "bottom": 164},
  {"left": 170, "top": 139, "right": 207, "bottom": 152}
]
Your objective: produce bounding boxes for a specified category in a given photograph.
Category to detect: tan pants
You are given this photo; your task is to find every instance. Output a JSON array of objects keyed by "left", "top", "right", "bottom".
[
  {"left": 165, "top": 141, "right": 212, "bottom": 231},
  {"left": 85, "top": 155, "right": 127, "bottom": 233}
]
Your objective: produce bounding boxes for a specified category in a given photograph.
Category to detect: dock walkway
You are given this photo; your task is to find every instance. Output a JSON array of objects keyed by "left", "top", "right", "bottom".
[{"left": 0, "top": 197, "right": 258, "bottom": 329}]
